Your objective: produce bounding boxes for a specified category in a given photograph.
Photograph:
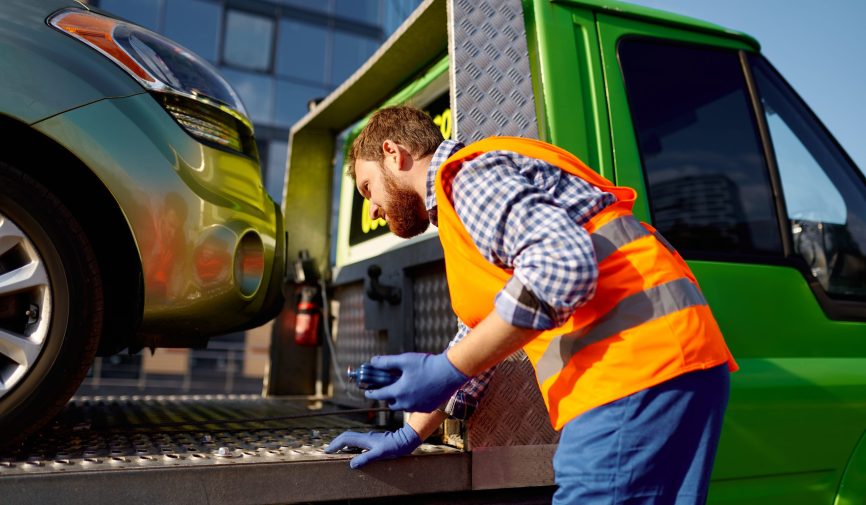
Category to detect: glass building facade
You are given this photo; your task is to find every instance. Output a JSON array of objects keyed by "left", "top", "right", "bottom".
[{"left": 80, "top": 0, "right": 422, "bottom": 396}]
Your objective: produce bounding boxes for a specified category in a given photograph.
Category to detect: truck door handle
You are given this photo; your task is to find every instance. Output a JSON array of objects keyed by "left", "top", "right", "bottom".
[{"left": 366, "top": 264, "right": 401, "bottom": 305}]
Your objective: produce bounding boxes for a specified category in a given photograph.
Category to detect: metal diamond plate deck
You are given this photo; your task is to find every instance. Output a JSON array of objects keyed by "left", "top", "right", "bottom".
[
  {"left": 0, "top": 397, "right": 470, "bottom": 505},
  {"left": 0, "top": 395, "right": 457, "bottom": 477},
  {"left": 449, "top": 0, "right": 538, "bottom": 143}
]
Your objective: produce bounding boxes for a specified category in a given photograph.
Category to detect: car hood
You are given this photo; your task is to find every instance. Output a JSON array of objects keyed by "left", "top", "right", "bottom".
[{"left": 0, "top": 0, "right": 144, "bottom": 124}]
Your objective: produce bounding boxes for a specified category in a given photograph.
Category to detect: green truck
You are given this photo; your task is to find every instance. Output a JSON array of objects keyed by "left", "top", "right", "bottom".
[{"left": 278, "top": 0, "right": 866, "bottom": 503}]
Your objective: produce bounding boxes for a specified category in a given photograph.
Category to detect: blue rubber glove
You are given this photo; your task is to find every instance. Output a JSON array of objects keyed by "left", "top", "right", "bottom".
[
  {"left": 324, "top": 424, "right": 422, "bottom": 469},
  {"left": 364, "top": 352, "right": 469, "bottom": 413}
]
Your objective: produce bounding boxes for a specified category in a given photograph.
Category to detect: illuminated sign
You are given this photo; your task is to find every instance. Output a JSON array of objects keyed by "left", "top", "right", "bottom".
[{"left": 348, "top": 93, "right": 452, "bottom": 246}]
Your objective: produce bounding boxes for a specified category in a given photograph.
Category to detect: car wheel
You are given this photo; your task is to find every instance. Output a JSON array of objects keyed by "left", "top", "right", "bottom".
[{"left": 0, "top": 161, "right": 103, "bottom": 448}]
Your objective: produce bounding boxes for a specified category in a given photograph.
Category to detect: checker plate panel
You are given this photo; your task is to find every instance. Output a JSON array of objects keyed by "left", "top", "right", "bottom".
[
  {"left": 449, "top": 0, "right": 539, "bottom": 143},
  {"left": 449, "top": 0, "right": 557, "bottom": 447}
]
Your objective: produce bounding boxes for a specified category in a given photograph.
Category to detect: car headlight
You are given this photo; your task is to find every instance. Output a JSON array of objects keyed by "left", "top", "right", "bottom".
[{"left": 49, "top": 9, "right": 256, "bottom": 158}]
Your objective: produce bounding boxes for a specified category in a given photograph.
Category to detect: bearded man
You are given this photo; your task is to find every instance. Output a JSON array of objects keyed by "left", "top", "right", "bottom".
[{"left": 326, "top": 106, "right": 737, "bottom": 505}]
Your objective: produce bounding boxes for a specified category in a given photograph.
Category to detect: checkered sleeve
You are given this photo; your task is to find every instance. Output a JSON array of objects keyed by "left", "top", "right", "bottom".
[
  {"left": 440, "top": 319, "right": 496, "bottom": 420},
  {"left": 451, "top": 151, "right": 605, "bottom": 329}
]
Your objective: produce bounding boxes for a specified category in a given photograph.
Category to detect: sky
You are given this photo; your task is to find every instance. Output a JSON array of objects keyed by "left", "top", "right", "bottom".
[{"left": 628, "top": 0, "right": 866, "bottom": 173}]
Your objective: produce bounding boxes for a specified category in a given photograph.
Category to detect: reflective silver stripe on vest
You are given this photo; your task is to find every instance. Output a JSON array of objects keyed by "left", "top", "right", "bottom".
[
  {"left": 653, "top": 230, "right": 677, "bottom": 256},
  {"left": 591, "top": 216, "right": 652, "bottom": 263},
  {"left": 535, "top": 277, "right": 708, "bottom": 385}
]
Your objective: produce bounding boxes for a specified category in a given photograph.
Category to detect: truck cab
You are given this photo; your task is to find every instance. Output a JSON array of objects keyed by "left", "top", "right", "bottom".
[{"left": 278, "top": 0, "right": 866, "bottom": 503}]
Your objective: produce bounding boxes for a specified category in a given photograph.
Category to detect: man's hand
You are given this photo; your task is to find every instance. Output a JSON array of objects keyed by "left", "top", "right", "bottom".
[
  {"left": 364, "top": 352, "right": 468, "bottom": 413},
  {"left": 324, "top": 425, "right": 422, "bottom": 469}
]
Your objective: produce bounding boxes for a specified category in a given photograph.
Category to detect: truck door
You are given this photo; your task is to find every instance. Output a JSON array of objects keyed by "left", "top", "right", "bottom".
[{"left": 597, "top": 14, "right": 866, "bottom": 505}]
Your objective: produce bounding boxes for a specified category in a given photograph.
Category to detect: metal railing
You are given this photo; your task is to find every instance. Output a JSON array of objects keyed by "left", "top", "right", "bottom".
[{"left": 78, "top": 333, "right": 266, "bottom": 397}]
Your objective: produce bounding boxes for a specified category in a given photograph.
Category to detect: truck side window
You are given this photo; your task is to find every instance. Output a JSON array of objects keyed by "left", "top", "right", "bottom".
[
  {"left": 750, "top": 56, "right": 866, "bottom": 299},
  {"left": 618, "top": 39, "right": 782, "bottom": 257}
]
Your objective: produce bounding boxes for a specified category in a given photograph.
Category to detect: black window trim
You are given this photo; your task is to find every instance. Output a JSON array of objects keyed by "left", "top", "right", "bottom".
[
  {"left": 739, "top": 51, "right": 793, "bottom": 258},
  {"left": 741, "top": 52, "right": 866, "bottom": 321}
]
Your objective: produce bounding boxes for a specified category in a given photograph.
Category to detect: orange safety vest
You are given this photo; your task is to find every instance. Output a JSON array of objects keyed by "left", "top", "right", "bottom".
[{"left": 435, "top": 137, "right": 737, "bottom": 430}]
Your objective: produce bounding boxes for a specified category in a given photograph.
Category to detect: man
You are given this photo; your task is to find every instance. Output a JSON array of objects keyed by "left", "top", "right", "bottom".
[{"left": 325, "top": 106, "right": 737, "bottom": 504}]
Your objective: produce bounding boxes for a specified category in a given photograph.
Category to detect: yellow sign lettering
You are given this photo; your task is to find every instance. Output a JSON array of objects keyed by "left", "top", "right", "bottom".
[
  {"left": 361, "top": 198, "right": 387, "bottom": 234},
  {"left": 433, "top": 108, "right": 452, "bottom": 140}
]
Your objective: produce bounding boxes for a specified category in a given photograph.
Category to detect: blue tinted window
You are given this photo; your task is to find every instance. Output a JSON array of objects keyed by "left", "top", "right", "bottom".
[
  {"left": 100, "top": 0, "right": 162, "bottom": 31},
  {"left": 223, "top": 10, "right": 274, "bottom": 71},
  {"left": 331, "top": 31, "right": 378, "bottom": 85},
  {"left": 335, "top": 0, "right": 380, "bottom": 24},
  {"left": 275, "top": 79, "right": 328, "bottom": 127},
  {"left": 265, "top": 141, "right": 289, "bottom": 204},
  {"left": 220, "top": 69, "right": 274, "bottom": 124},
  {"left": 382, "top": 0, "right": 422, "bottom": 37},
  {"left": 276, "top": 19, "right": 327, "bottom": 84},
  {"left": 274, "top": 0, "right": 331, "bottom": 14},
  {"left": 163, "top": 0, "right": 220, "bottom": 62}
]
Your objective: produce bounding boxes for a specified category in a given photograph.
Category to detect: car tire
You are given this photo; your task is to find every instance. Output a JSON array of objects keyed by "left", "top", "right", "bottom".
[{"left": 0, "top": 161, "right": 103, "bottom": 449}]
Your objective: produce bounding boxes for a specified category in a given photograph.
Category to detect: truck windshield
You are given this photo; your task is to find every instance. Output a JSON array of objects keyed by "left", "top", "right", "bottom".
[{"left": 750, "top": 55, "right": 866, "bottom": 299}]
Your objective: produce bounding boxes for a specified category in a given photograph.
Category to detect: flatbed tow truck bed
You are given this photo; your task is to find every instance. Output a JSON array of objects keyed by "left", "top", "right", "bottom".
[{"left": 0, "top": 396, "right": 490, "bottom": 505}]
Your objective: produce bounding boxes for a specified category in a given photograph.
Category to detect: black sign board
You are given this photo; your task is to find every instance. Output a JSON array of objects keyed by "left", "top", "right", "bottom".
[{"left": 348, "top": 93, "right": 452, "bottom": 246}]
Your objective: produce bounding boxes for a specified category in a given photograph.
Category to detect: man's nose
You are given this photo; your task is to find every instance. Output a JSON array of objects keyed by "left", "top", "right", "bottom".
[{"left": 369, "top": 203, "right": 381, "bottom": 220}]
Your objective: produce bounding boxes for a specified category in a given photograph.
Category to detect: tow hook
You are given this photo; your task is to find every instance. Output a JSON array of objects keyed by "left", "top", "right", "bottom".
[{"left": 366, "top": 265, "right": 401, "bottom": 305}]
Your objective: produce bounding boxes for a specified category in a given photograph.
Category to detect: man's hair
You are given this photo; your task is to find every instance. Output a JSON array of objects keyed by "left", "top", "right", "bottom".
[{"left": 347, "top": 106, "right": 443, "bottom": 179}]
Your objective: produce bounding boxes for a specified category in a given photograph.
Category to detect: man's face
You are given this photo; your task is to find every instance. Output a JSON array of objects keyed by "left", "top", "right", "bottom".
[{"left": 355, "top": 159, "right": 429, "bottom": 238}]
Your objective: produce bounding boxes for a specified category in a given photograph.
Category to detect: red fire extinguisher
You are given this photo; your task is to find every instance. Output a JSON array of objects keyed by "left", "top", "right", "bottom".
[{"left": 294, "top": 285, "right": 320, "bottom": 346}]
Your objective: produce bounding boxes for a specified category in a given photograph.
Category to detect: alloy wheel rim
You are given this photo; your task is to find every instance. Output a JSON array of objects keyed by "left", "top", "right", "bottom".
[{"left": 0, "top": 214, "right": 52, "bottom": 400}]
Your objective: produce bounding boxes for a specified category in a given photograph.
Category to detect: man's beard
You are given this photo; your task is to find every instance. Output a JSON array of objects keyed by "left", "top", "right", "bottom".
[{"left": 382, "top": 167, "right": 430, "bottom": 238}]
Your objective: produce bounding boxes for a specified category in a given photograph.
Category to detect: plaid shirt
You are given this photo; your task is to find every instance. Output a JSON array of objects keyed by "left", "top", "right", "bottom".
[{"left": 427, "top": 139, "right": 615, "bottom": 420}]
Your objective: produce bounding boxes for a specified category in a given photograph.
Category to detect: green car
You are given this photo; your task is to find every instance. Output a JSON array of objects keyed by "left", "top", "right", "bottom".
[{"left": 0, "top": 0, "right": 284, "bottom": 443}]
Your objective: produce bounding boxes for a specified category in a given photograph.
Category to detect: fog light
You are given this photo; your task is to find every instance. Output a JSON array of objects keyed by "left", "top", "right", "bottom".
[{"left": 235, "top": 232, "right": 264, "bottom": 297}]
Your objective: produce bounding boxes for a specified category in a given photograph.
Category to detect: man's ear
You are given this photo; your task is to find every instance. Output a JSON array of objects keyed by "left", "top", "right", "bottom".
[
  {"left": 382, "top": 139, "right": 406, "bottom": 170},
  {"left": 381, "top": 139, "right": 398, "bottom": 157}
]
